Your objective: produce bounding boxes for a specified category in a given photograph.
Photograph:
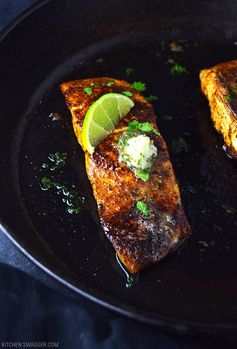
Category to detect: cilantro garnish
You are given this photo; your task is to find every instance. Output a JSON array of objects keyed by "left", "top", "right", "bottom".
[
  {"left": 127, "top": 120, "right": 139, "bottom": 132},
  {"left": 83, "top": 87, "right": 93, "bottom": 95},
  {"left": 107, "top": 81, "right": 115, "bottom": 87},
  {"left": 42, "top": 152, "right": 67, "bottom": 171},
  {"left": 131, "top": 81, "right": 146, "bottom": 92},
  {"left": 146, "top": 95, "right": 158, "bottom": 103},
  {"left": 136, "top": 200, "right": 150, "bottom": 217},
  {"left": 125, "top": 67, "right": 134, "bottom": 76},
  {"left": 117, "top": 135, "right": 129, "bottom": 147},
  {"left": 128, "top": 120, "right": 160, "bottom": 136},
  {"left": 170, "top": 63, "right": 187, "bottom": 76},
  {"left": 226, "top": 94, "right": 232, "bottom": 102},
  {"left": 137, "top": 170, "right": 149, "bottom": 181},
  {"left": 48, "top": 152, "right": 67, "bottom": 169},
  {"left": 137, "top": 122, "right": 154, "bottom": 133},
  {"left": 137, "top": 122, "right": 156, "bottom": 134},
  {"left": 90, "top": 82, "right": 96, "bottom": 86},
  {"left": 122, "top": 91, "right": 133, "bottom": 97}
]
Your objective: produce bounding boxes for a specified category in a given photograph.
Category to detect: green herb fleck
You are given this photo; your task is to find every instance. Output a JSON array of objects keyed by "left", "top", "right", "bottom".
[
  {"left": 41, "top": 176, "right": 55, "bottom": 189},
  {"left": 138, "top": 122, "right": 154, "bottom": 133},
  {"left": 128, "top": 120, "right": 160, "bottom": 136},
  {"left": 137, "top": 170, "right": 149, "bottom": 181},
  {"left": 83, "top": 87, "right": 93, "bottom": 95},
  {"left": 146, "top": 95, "right": 158, "bottom": 103},
  {"left": 122, "top": 91, "right": 133, "bottom": 97},
  {"left": 48, "top": 152, "right": 67, "bottom": 169},
  {"left": 128, "top": 120, "right": 139, "bottom": 132},
  {"left": 106, "top": 81, "right": 115, "bottom": 87},
  {"left": 90, "top": 82, "right": 96, "bottom": 86},
  {"left": 137, "top": 122, "right": 160, "bottom": 136},
  {"left": 42, "top": 152, "right": 67, "bottom": 171},
  {"left": 131, "top": 81, "right": 146, "bottom": 92},
  {"left": 67, "top": 207, "right": 81, "bottom": 214},
  {"left": 117, "top": 135, "right": 129, "bottom": 147},
  {"left": 226, "top": 94, "right": 232, "bottom": 102},
  {"left": 136, "top": 200, "right": 150, "bottom": 217},
  {"left": 170, "top": 63, "right": 187, "bottom": 76},
  {"left": 40, "top": 177, "right": 84, "bottom": 214},
  {"left": 125, "top": 67, "right": 134, "bottom": 76}
]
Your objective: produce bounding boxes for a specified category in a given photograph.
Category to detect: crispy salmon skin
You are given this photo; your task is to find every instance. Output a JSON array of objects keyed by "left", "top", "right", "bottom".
[
  {"left": 61, "top": 77, "right": 191, "bottom": 273},
  {"left": 200, "top": 60, "right": 237, "bottom": 158}
]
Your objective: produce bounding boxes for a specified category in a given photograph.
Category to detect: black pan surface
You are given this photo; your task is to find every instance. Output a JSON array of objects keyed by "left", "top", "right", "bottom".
[{"left": 1, "top": 0, "right": 237, "bottom": 335}]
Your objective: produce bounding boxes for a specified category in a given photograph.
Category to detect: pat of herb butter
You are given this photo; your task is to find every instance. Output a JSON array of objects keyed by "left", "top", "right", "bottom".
[{"left": 119, "top": 134, "right": 157, "bottom": 180}]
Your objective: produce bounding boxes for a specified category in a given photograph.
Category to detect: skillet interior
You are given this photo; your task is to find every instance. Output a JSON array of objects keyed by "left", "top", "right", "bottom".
[{"left": 1, "top": 0, "right": 237, "bottom": 334}]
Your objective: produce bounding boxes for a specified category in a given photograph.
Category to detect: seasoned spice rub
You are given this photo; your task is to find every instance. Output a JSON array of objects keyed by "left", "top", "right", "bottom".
[
  {"left": 200, "top": 60, "right": 237, "bottom": 158},
  {"left": 61, "top": 77, "right": 191, "bottom": 273}
]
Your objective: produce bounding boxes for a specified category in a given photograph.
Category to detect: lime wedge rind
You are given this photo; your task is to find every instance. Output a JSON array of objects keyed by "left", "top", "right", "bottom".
[{"left": 82, "top": 93, "right": 134, "bottom": 154}]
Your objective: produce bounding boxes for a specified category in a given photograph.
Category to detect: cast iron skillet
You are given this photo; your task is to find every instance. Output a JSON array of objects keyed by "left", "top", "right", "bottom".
[{"left": 1, "top": 0, "right": 237, "bottom": 335}]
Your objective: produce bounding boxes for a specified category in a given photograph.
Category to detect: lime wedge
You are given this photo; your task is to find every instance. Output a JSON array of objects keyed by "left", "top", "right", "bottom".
[{"left": 82, "top": 93, "right": 134, "bottom": 154}]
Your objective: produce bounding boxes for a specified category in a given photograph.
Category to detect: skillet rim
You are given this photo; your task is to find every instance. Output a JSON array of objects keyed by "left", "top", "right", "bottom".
[{"left": 0, "top": 0, "right": 237, "bottom": 336}]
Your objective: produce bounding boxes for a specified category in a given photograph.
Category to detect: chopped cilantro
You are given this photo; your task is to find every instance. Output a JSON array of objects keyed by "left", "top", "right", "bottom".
[
  {"left": 128, "top": 120, "right": 139, "bottom": 132},
  {"left": 90, "top": 82, "right": 96, "bottom": 86},
  {"left": 42, "top": 152, "right": 67, "bottom": 171},
  {"left": 40, "top": 177, "right": 84, "bottom": 214},
  {"left": 137, "top": 170, "right": 149, "bottom": 181},
  {"left": 136, "top": 200, "right": 150, "bottom": 217},
  {"left": 117, "top": 135, "right": 129, "bottom": 147},
  {"left": 137, "top": 122, "right": 154, "bottom": 133},
  {"left": 41, "top": 176, "right": 55, "bottom": 189},
  {"left": 122, "top": 91, "right": 133, "bottom": 97},
  {"left": 131, "top": 81, "right": 146, "bottom": 92},
  {"left": 48, "top": 152, "right": 67, "bottom": 170},
  {"left": 107, "top": 81, "right": 115, "bottom": 87},
  {"left": 170, "top": 63, "right": 187, "bottom": 76},
  {"left": 226, "top": 94, "right": 232, "bottom": 102},
  {"left": 146, "top": 95, "right": 158, "bottom": 102},
  {"left": 125, "top": 67, "right": 134, "bottom": 76},
  {"left": 128, "top": 120, "right": 160, "bottom": 136},
  {"left": 83, "top": 87, "right": 93, "bottom": 95}
]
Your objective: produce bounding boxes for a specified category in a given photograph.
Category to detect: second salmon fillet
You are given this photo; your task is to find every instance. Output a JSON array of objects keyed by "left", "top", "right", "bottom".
[{"left": 200, "top": 60, "right": 237, "bottom": 158}]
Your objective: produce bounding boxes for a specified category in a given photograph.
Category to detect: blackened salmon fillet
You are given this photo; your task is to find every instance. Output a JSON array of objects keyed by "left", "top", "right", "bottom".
[
  {"left": 200, "top": 60, "right": 237, "bottom": 158},
  {"left": 61, "top": 77, "right": 191, "bottom": 273}
]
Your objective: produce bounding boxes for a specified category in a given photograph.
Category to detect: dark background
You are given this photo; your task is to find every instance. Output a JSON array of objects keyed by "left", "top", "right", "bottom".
[{"left": 0, "top": 1, "right": 237, "bottom": 348}]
